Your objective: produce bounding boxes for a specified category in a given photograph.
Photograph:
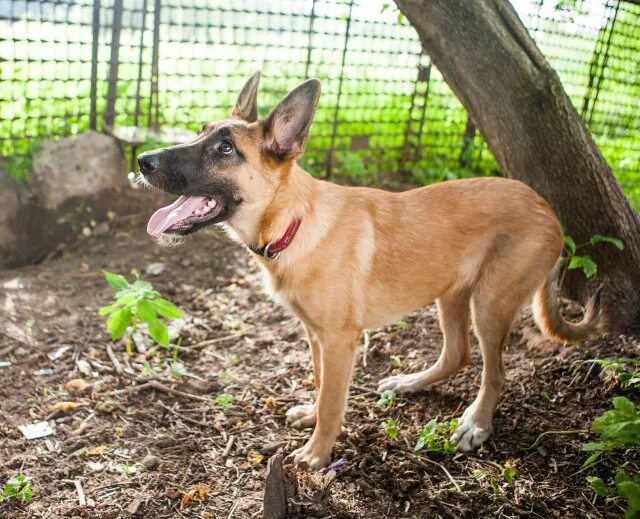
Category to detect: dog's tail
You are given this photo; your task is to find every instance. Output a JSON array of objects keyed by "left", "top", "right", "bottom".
[{"left": 532, "top": 263, "right": 604, "bottom": 343}]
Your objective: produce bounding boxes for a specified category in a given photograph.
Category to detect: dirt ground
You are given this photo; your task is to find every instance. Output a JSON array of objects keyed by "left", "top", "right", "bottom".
[{"left": 0, "top": 211, "right": 638, "bottom": 518}]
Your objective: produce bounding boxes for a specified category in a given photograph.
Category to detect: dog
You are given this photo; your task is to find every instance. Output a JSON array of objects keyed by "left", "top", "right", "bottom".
[{"left": 138, "top": 72, "right": 602, "bottom": 468}]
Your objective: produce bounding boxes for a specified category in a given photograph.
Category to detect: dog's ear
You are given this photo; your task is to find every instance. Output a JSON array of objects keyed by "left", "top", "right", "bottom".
[
  {"left": 263, "top": 79, "right": 321, "bottom": 160},
  {"left": 232, "top": 71, "right": 261, "bottom": 122}
]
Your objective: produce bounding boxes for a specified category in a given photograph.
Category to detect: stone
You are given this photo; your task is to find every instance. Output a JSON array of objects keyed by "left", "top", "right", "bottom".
[
  {"left": 31, "top": 131, "right": 127, "bottom": 210},
  {"left": 0, "top": 172, "right": 33, "bottom": 268}
]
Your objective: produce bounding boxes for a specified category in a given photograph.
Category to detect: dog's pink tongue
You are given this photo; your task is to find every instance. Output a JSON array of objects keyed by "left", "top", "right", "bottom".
[{"left": 147, "top": 196, "right": 207, "bottom": 237}]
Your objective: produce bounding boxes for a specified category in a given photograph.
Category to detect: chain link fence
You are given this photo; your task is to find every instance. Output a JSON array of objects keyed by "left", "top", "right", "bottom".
[{"left": 1, "top": 0, "right": 638, "bottom": 204}]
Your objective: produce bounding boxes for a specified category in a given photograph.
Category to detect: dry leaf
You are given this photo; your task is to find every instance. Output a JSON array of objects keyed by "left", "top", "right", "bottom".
[
  {"left": 48, "top": 401, "right": 80, "bottom": 414},
  {"left": 247, "top": 450, "right": 264, "bottom": 465},
  {"left": 85, "top": 445, "right": 109, "bottom": 457},
  {"left": 65, "top": 378, "right": 89, "bottom": 394},
  {"left": 180, "top": 483, "right": 209, "bottom": 510},
  {"left": 265, "top": 396, "right": 278, "bottom": 408}
]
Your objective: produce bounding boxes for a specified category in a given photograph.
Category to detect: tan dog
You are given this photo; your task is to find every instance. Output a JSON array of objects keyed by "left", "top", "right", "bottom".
[{"left": 138, "top": 73, "right": 602, "bottom": 468}]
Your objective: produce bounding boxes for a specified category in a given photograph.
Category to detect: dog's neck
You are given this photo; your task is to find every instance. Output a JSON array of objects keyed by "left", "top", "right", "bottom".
[{"left": 224, "top": 163, "right": 316, "bottom": 254}]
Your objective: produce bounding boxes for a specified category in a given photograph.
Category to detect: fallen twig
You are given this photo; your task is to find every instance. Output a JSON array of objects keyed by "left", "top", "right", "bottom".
[
  {"left": 406, "top": 453, "right": 462, "bottom": 493},
  {"left": 530, "top": 429, "right": 589, "bottom": 449},
  {"left": 184, "top": 332, "right": 248, "bottom": 351},
  {"left": 221, "top": 434, "right": 236, "bottom": 462},
  {"left": 106, "top": 344, "right": 123, "bottom": 375},
  {"left": 62, "top": 479, "right": 86, "bottom": 506}
]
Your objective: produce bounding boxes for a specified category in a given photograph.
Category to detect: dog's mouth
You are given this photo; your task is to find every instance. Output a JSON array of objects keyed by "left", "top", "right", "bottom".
[{"left": 147, "top": 195, "right": 225, "bottom": 237}]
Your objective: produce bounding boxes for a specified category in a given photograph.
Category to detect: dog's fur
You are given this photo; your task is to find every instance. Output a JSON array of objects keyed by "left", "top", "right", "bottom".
[{"left": 139, "top": 73, "right": 602, "bottom": 468}]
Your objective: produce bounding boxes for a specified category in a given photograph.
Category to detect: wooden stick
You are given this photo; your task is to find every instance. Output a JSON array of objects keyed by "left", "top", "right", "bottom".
[
  {"left": 221, "top": 434, "right": 236, "bottom": 462},
  {"left": 106, "top": 344, "right": 123, "bottom": 375}
]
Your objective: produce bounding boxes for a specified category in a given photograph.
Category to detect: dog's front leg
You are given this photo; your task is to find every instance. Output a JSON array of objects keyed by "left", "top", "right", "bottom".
[
  {"left": 289, "top": 329, "right": 359, "bottom": 469},
  {"left": 286, "top": 326, "right": 321, "bottom": 428}
]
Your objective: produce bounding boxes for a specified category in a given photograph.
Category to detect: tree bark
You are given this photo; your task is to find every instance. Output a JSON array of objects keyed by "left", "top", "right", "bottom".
[{"left": 395, "top": 0, "right": 640, "bottom": 332}]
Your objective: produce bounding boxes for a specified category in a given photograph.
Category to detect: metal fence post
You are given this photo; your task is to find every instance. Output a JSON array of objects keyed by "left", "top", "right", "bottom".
[
  {"left": 304, "top": 0, "right": 317, "bottom": 79},
  {"left": 149, "top": 0, "right": 162, "bottom": 131},
  {"left": 103, "top": 0, "right": 123, "bottom": 131},
  {"left": 89, "top": 0, "right": 101, "bottom": 131},
  {"left": 325, "top": 0, "right": 354, "bottom": 179},
  {"left": 581, "top": 0, "right": 620, "bottom": 126}
]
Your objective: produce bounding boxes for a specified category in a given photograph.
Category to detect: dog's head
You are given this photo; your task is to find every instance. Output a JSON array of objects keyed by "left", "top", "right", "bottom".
[{"left": 139, "top": 72, "right": 320, "bottom": 238}]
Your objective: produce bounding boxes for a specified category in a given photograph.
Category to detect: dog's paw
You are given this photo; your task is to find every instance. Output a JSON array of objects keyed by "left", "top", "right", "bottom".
[
  {"left": 377, "top": 372, "right": 426, "bottom": 393},
  {"left": 285, "top": 404, "right": 316, "bottom": 429},
  {"left": 451, "top": 411, "right": 493, "bottom": 452},
  {"left": 286, "top": 440, "right": 331, "bottom": 469}
]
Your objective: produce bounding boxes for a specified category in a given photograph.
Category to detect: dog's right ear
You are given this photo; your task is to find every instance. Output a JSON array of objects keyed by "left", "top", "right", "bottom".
[
  {"left": 263, "top": 79, "right": 321, "bottom": 161},
  {"left": 232, "top": 71, "right": 261, "bottom": 123}
]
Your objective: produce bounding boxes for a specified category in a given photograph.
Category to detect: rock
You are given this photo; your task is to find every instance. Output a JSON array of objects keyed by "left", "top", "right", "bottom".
[
  {"left": 31, "top": 131, "right": 126, "bottom": 210},
  {"left": 0, "top": 172, "right": 33, "bottom": 267},
  {"left": 145, "top": 262, "right": 166, "bottom": 276},
  {"left": 141, "top": 455, "right": 159, "bottom": 470}
]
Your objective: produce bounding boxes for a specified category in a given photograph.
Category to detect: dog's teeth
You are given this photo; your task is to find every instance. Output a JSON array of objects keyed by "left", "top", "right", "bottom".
[{"left": 207, "top": 200, "right": 217, "bottom": 208}]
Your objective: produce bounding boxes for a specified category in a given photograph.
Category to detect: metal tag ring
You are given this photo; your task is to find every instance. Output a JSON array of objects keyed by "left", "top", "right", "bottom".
[{"left": 263, "top": 243, "right": 280, "bottom": 260}]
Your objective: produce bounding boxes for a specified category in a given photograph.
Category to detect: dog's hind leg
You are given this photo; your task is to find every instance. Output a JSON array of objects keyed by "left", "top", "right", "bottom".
[
  {"left": 451, "top": 287, "right": 524, "bottom": 451},
  {"left": 286, "top": 326, "right": 321, "bottom": 428},
  {"left": 378, "top": 291, "right": 470, "bottom": 393}
]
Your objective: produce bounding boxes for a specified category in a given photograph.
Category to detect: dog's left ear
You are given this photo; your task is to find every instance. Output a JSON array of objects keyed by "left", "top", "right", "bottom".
[
  {"left": 232, "top": 71, "right": 261, "bottom": 122},
  {"left": 263, "top": 79, "right": 321, "bottom": 160}
]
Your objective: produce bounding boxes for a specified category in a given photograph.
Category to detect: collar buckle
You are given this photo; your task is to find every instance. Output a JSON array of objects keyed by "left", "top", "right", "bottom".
[{"left": 262, "top": 242, "right": 281, "bottom": 261}]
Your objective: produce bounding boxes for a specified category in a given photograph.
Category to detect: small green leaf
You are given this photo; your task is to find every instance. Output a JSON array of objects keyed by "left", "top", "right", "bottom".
[
  {"left": 107, "top": 307, "right": 132, "bottom": 340},
  {"left": 150, "top": 298, "right": 182, "bottom": 319},
  {"left": 147, "top": 317, "right": 170, "bottom": 347},
  {"left": 568, "top": 255, "right": 598, "bottom": 278},
  {"left": 502, "top": 466, "right": 517, "bottom": 483},
  {"left": 587, "top": 476, "right": 614, "bottom": 496},
  {"left": 564, "top": 235, "right": 576, "bottom": 254},
  {"left": 135, "top": 299, "right": 157, "bottom": 323},
  {"left": 98, "top": 304, "right": 118, "bottom": 316},
  {"left": 590, "top": 234, "right": 624, "bottom": 250},
  {"left": 103, "top": 271, "right": 130, "bottom": 291}
]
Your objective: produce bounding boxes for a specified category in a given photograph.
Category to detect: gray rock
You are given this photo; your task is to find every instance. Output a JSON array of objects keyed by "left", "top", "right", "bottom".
[
  {"left": 31, "top": 131, "right": 126, "bottom": 210},
  {"left": 0, "top": 172, "right": 32, "bottom": 267}
]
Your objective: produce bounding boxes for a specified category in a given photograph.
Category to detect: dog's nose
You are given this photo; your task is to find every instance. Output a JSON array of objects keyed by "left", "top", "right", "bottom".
[{"left": 138, "top": 152, "right": 161, "bottom": 175}]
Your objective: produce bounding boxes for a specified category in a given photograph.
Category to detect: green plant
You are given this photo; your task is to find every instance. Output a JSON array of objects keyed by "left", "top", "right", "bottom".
[
  {"left": 583, "top": 358, "right": 640, "bottom": 391},
  {"left": 98, "top": 271, "right": 182, "bottom": 350},
  {"left": 0, "top": 475, "right": 33, "bottom": 503},
  {"left": 381, "top": 419, "right": 399, "bottom": 439},
  {"left": 414, "top": 418, "right": 459, "bottom": 455},
  {"left": 582, "top": 397, "right": 640, "bottom": 469},
  {"left": 562, "top": 234, "right": 624, "bottom": 279},
  {"left": 472, "top": 463, "right": 518, "bottom": 494},
  {"left": 393, "top": 320, "right": 408, "bottom": 331},
  {"left": 587, "top": 471, "right": 640, "bottom": 518},
  {"left": 215, "top": 392, "right": 235, "bottom": 409},
  {"left": 377, "top": 390, "right": 397, "bottom": 411}
]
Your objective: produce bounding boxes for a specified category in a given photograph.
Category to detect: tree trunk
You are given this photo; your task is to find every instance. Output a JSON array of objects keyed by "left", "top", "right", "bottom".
[{"left": 395, "top": 0, "right": 640, "bottom": 332}]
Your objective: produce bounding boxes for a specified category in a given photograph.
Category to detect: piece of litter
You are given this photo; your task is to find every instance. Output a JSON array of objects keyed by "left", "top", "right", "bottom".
[
  {"left": 48, "top": 345, "right": 70, "bottom": 361},
  {"left": 3, "top": 277, "right": 24, "bottom": 290},
  {"left": 87, "top": 461, "right": 104, "bottom": 472},
  {"left": 0, "top": 361, "right": 11, "bottom": 368},
  {"left": 19, "top": 421, "right": 54, "bottom": 439},
  {"left": 35, "top": 368, "right": 55, "bottom": 376},
  {"left": 145, "top": 262, "right": 166, "bottom": 276}
]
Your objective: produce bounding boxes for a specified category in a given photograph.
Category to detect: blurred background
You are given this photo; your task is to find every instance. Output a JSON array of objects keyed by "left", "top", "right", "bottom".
[{"left": 1, "top": 0, "right": 639, "bottom": 208}]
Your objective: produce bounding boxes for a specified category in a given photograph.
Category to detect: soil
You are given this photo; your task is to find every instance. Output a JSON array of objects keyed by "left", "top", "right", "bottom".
[{"left": 0, "top": 211, "right": 638, "bottom": 518}]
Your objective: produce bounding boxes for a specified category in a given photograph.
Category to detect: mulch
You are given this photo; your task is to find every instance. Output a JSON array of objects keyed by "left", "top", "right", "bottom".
[{"left": 0, "top": 213, "right": 637, "bottom": 518}]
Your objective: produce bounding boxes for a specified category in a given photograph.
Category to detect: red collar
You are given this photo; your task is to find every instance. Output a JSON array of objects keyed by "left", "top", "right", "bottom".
[{"left": 249, "top": 219, "right": 302, "bottom": 260}]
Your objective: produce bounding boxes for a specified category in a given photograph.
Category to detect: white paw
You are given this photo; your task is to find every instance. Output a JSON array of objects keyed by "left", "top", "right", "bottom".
[
  {"left": 285, "top": 404, "right": 316, "bottom": 429},
  {"left": 451, "top": 411, "right": 493, "bottom": 452},
  {"left": 377, "top": 372, "right": 426, "bottom": 393},
  {"left": 287, "top": 441, "right": 331, "bottom": 469}
]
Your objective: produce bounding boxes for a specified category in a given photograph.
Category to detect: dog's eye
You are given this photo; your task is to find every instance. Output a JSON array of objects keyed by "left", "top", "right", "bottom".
[{"left": 219, "top": 141, "right": 234, "bottom": 155}]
